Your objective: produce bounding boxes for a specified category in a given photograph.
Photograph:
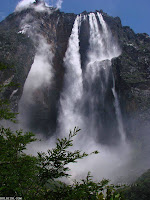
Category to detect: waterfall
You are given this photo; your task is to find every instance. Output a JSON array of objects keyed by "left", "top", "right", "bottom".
[
  {"left": 97, "top": 12, "right": 120, "bottom": 59},
  {"left": 84, "top": 13, "right": 111, "bottom": 136},
  {"left": 83, "top": 12, "right": 125, "bottom": 143},
  {"left": 58, "top": 15, "right": 84, "bottom": 137},
  {"left": 58, "top": 12, "right": 126, "bottom": 144},
  {"left": 97, "top": 13, "right": 126, "bottom": 143},
  {"left": 112, "top": 77, "right": 126, "bottom": 143}
]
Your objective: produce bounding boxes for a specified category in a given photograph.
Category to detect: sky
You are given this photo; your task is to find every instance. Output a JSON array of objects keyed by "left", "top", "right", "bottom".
[{"left": 0, "top": 0, "right": 150, "bottom": 35}]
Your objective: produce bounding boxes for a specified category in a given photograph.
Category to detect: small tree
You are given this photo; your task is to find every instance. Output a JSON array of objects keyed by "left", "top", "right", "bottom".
[{"left": 0, "top": 128, "right": 38, "bottom": 198}]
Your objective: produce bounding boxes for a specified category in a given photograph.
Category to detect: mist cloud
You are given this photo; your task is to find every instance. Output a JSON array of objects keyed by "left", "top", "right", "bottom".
[
  {"left": 23, "top": 36, "right": 53, "bottom": 103},
  {"left": 56, "top": 0, "right": 63, "bottom": 9},
  {"left": 15, "top": 0, "right": 52, "bottom": 13},
  {"left": 15, "top": 0, "right": 63, "bottom": 12},
  {"left": 16, "top": 0, "right": 36, "bottom": 11}
]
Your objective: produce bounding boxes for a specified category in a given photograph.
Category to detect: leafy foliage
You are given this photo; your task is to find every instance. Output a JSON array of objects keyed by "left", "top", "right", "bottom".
[
  {"left": 38, "top": 127, "right": 98, "bottom": 185},
  {"left": 0, "top": 128, "right": 38, "bottom": 198},
  {"left": 0, "top": 99, "right": 17, "bottom": 122}
]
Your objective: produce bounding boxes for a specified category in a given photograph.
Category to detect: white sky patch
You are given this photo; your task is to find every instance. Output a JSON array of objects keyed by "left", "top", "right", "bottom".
[{"left": 56, "top": 0, "right": 63, "bottom": 9}]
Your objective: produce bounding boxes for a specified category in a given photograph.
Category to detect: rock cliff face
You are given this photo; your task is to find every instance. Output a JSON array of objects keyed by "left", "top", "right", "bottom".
[{"left": 0, "top": 4, "right": 150, "bottom": 142}]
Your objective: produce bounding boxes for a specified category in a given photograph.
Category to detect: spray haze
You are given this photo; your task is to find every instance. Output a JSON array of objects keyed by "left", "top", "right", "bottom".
[
  {"left": 21, "top": 37, "right": 53, "bottom": 103},
  {"left": 19, "top": 34, "right": 54, "bottom": 130}
]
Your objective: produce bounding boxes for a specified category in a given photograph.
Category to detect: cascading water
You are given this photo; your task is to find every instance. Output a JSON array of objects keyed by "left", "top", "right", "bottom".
[
  {"left": 97, "top": 12, "right": 126, "bottom": 143},
  {"left": 58, "top": 15, "right": 84, "bottom": 137},
  {"left": 56, "top": 12, "right": 130, "bottom": 180},
  {"left": 58, "top": 12, "right": 126, "bottom": 145},
  {"left": 85, "top": 13, "right": 112, "bottom": 135},
  {"left": 112, "top": 76, "right": 126, "bottom": 143},
  {"left": 81, "top": 12, "right": 125, "bottom": 143}
]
